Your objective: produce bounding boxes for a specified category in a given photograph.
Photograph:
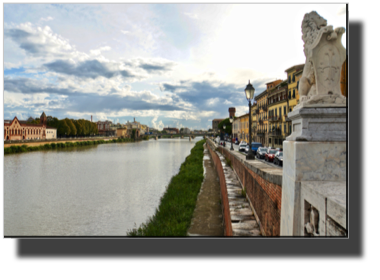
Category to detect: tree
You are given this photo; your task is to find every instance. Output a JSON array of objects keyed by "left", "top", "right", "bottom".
[
  {"left": 217, "top": 118, "right": 232, "bottom": 135},
  {"left": 58, "top": 120, "right": 71, "bottom": 136},
  {"left": 65, "top": 119, "right": 77, "bottom": 136}
]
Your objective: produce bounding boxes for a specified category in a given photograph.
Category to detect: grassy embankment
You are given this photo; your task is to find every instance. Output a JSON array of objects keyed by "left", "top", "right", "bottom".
[
  {"left": 127, "top": 139, "right": 206, "bottom": 236},
  {"left": 4, "top": 137, "right": 148, "bottom": 155}
]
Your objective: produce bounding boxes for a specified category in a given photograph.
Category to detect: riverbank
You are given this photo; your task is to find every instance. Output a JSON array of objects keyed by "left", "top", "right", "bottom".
[
  {"left": 4, "top": 137, "right": 144, "bottom": 155},
  {"left": 127, "top": 139, "right": 206, "bottom": 236}
]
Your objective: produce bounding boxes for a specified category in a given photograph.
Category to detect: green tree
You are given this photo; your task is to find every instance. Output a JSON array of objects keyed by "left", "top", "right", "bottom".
[
  {"left": 65, "top": 119, "right": 77, "bottom": 136},
  {"left": 217, "top": 118, "right": 232, "bottom": 135},
  {"left": 58, "top": 120, "right": 71, "bottom": 136}
]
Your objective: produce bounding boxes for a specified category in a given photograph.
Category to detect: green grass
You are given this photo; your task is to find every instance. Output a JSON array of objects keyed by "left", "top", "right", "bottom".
[
  {"left": 4, "top": 137, "right": 138, "bottom": 155},
  {"left": 127, "top": 139, "right": 206, "bottom": 236}
]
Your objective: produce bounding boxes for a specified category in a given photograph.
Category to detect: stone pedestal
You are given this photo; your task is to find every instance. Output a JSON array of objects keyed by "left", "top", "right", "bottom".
[{"left": 280, "top": 106, "right": 347, "bottom": 236}]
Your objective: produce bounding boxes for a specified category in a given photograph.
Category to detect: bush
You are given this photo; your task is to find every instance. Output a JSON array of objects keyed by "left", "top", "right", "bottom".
[
  {"left": 44, "top": 143, "right": 52, "bottom": 149},
  {"left": 50, "top": 143, "right": 56, "bottom": 148}
]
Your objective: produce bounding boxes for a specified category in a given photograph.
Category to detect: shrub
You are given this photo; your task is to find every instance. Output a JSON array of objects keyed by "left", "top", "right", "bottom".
[{"left": 50, "top": 143, "right": 56, "bottom": 148}]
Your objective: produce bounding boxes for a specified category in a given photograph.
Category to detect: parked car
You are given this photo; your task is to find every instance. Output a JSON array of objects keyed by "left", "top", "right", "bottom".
[
  {"left": 256, "top": 147, "right": 268, "bottom": 159},
  {"left": 250, "top": 142, "right": 263, "bottom": 155},
  {"left": 244, "top": 145, "right": 250, "bottom": 153},
  {"left": 239, "top": 143, "right": 247, "bottom": 152},
  {"left": 265, "top": 149, "right": 278, "bottom": 162},
  {"left": 274, "top": 151, "right": 283, "bottom": 166}
]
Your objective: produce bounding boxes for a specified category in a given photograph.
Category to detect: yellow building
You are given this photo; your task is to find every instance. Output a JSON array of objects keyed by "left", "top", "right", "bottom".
[
  {"left": 254, "top": 89, "right": 268, "bottom": 145},
  {"left": 241, "top": 113, "right": 249, "bottom": 143},
  {"left": 285, "top": 64, "right": 304, "bottom": 113},
  {"left": 233, "top": 113, "right": 249, "bottom": 143},
  {"left": 267, "top": 80, "right": 290, "bottom": 148},
  {"left": 251, "top": 101, "right": 257, "bottom": 142}
]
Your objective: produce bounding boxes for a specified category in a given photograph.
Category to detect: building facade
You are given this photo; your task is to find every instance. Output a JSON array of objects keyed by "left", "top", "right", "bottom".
[
  {"left": 251, "top": 101, "right": 257, "bottom": 143},
  {"left": 97, "top": 120, "right": 113, "bottom": 136},
  {"left": 46, "top": 127, "right": 57, "bottom": 139},
  {"left": 4, "top": 112, "right": 47, "bottom": 141},
  {"left": 254, "top": 90, "right": 268, "bottom": 146},
  {"left": 267, "top": 80, "right": 289, "bottom": 148},
  {"left": 212, "top": 119, "right": 224, "bottom": 131},
  {"left": 285, "top": 64, "right": 304, "bottom": 113}
]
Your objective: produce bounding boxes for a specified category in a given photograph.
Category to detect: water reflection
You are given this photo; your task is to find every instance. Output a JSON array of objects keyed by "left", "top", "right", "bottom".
[{"left": 4, "top": 137, "right": 202, "bottom": 236}]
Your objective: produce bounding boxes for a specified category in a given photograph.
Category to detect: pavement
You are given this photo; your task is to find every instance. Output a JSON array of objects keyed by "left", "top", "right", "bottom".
[{"left": 188, "top": 141, "right": 262, "bottom": 237}]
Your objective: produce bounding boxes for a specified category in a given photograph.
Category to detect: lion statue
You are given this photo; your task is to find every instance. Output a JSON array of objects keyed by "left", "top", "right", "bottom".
[{"left": 298, "top": 11, "right": 345, "bottom": 102}]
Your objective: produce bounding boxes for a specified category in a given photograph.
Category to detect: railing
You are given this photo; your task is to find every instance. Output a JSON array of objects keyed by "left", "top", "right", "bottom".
[
  {"left": 255, "top": 109, "right": 260, "bottom": 114},
  {"left": 268, "top": 115, "right": 281, "bottom": 122},
  {"left": 262, "top": 105, "right": 267, "bottom": 111},
  {"left": 259, "top": 119, "right": 263, "bottom": 124}
]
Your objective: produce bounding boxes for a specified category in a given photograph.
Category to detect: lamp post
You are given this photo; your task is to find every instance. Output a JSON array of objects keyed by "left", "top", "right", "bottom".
[
  {"left": 245, "top": 80, "right": 255, "bottom": 160},
  {"left": 223, "top": 125, "right": 226, "bottom": 146},
  {"left": 229, "top": 116, "right": 234, "bottom": 151}
]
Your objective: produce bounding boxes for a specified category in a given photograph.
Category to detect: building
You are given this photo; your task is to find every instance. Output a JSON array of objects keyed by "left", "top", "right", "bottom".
[
  {"left": 233, "top": 113, "right": 249, "bottom": 142},
  {"left": 125, "top": 118, "right": 143, "bottom": 138},
  {"left": 182, "top": 127, "right": 191, "bottom": 134},
  {"left": 97, "top": 120, "right": 114, "bottom": 136},
  {"left": 228, "top": 107, "right": 236, "bottom": 118},
  {"left": 4, "top": 112, "right": 48, "bottom": 141},
  {"left": 165, "top": 127, "right": 179, "bottom": 134},
  {"left": 254, "top": 89, "right": 268, "bottom": 146},
  {"left": 46, "top": 127, "right": 57, "bottom": 139},
  {"left": 116, "top": 127, "right": 129, "bottom": 137},
  {"left": 267, "top": 80, "right": 289, "bottom": 148},
  {"left": 212, "top": 119, "right": 224, "bottom": 131},
  {"left": 285, "top": 64, "right": 304, "bottom": 113},
  {"left": 251, "top": 101, "right": 257, "bottom": 142}
]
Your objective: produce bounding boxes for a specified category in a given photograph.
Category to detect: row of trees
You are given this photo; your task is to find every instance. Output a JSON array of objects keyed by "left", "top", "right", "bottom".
[{"left": 28, "top": 117, "right": 98, "bottom": 137}]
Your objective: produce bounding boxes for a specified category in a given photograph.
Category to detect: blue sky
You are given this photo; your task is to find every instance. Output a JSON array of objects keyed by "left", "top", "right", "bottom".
[{"left": 3, "top": 3, "right": 346, "bottom": 130}]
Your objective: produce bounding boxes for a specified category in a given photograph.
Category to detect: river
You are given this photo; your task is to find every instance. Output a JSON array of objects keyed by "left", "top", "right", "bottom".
[{"left": 4, "top": 137, "right": 203, "bottom": 236}]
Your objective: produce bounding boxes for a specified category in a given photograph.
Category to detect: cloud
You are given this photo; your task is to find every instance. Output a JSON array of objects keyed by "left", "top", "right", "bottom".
[
  {"left": 43, "top": 59, "right": 141, "bottom": 80},
  {"left": 125, "top": 57, "right": 177, "bottom": 74},
  {"left": 151, "top": 116, "right": 165, "bottom": 130},
  {"left": 121, "top": 30, "right": 131, "bottom": 35},
  {"left": 4, "top": 24, "right": 74, "bottom": 58},
  {"left": 223, "top": 100, "right": 232, "bottom": 105},
  {"left": 183, "top": 13, "right": 198, "bottom": 19},
  {"left": 40, "top": 16, "right": 54, "bottom": 21},
  {"left": 89, "top": 46, "right": 111, "bottom": 56}
]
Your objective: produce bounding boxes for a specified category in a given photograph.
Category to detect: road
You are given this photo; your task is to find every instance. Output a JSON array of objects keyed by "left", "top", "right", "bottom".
[{"left": 215, "top": 140, "right": 283, "bottom": 169}]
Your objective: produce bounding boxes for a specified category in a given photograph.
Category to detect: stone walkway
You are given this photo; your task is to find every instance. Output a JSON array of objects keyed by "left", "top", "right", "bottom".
[
  {"left": 188, "top": 142, "right": 261, "bottom": 237},
  {"left": 187, "top": 144, "right": 224, "bottom": 236}
]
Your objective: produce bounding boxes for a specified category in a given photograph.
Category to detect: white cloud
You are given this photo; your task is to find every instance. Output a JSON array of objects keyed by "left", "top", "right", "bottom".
[
  {"left": 223, "top": 100, "right": 232, "bottom": 105},
  {"left": 89, "top": 46, "right": 112, "bottom": 56},
  {"left": 40, "top": 16, "right": 53, "bottom": 22},
  {"left": 183, "top": 13, "right": 198, "bottom": 19}
]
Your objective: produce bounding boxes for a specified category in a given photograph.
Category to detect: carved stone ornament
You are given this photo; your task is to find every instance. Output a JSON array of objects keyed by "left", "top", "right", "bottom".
[{"left": 296, "top": 11, "right": 346, "bottom": 108}]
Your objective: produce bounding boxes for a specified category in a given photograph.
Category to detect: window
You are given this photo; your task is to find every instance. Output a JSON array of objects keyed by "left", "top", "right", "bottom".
[
  {"left": 289, "top": 91, "right": 291, "bottom": 99},
  {"left": 297, "top": 81, "right": 299, "bottom": 90},
  {"left": 288, "top": 75, "right": 291, "bottom": 83},
  {"left": 279, "top": 108, "right": 282, "bottom": 117},
  {"left": 292, "top": 74, "right": 295, "bottom": 82},
  {"left": 275, "top": 138, "right": 278, "bottom": 145},
  {"left": 292, "top": 89, "right": 296, "bottom": 98},
  {"left": 269, "top": 138, "right": 272, "bottom": 144},
  {"left": 284, "top": 106, "right": 286, "bottom": 115},
  {"left": 289, "top": 125, "right": 292, "bottom": 134},
  {"left": 284, "top": 124, "right": 286, "bottom": 133}
]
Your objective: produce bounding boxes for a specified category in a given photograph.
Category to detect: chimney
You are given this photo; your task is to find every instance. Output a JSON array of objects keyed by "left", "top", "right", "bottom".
[
  {"left": 91, "top": 115, "right": 93, "bottom": 122},
  {"left": 134, "top": 117, "right": 135, "bottom": 122}
]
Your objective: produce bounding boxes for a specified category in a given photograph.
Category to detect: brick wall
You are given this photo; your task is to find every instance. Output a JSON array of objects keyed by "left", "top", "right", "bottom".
[
  {"left": 218, "top": 146, "right": 282, "bottom": 236},
  {"left": 206, "top": 141, "right": 233, "bottom": 236}
]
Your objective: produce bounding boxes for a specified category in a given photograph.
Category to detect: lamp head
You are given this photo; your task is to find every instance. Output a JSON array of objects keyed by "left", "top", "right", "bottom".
[{"left": 245, "top": 80, "right": 255, "bottom": 101}]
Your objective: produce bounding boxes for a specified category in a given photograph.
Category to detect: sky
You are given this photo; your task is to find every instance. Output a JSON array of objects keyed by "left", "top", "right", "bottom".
[{"left": 3, "top": 3, "right": 346, "bottom": 131}]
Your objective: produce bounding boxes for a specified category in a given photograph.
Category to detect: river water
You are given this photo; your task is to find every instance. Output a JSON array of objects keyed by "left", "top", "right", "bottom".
[{"left": 4, "top": 137, "right": 202, "bottom": 236}]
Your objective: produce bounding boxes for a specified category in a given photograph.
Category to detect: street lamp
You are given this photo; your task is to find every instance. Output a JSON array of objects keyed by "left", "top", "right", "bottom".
[
  {"left": 223, "top": 125, "right": 226, "bottom": 146},
  {"left": 245, "top": 80, "right": 255, "bottom": 160},
  {"left": 229, "top": 116, "right": 234, "bottom": 150}
]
